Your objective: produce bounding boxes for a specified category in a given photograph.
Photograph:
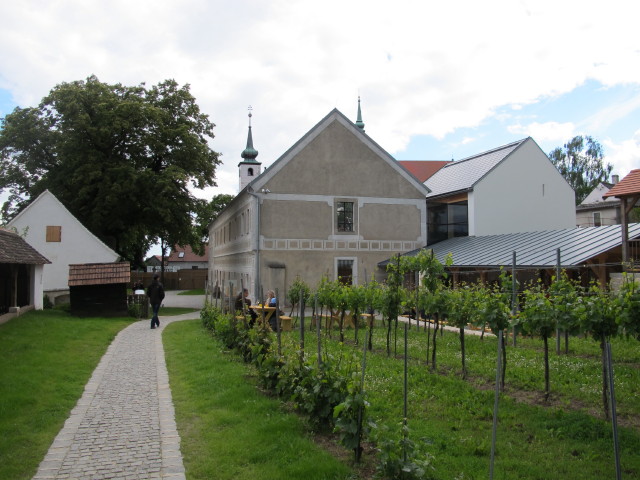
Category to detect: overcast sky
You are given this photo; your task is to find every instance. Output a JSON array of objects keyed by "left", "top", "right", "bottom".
[{"left": 1, "top": 0, "right": 639, "bottom": 203}]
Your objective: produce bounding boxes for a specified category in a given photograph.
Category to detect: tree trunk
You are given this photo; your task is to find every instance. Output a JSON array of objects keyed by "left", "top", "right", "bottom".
[
  {"left": 386, "top": 314, "right": 392, "bottom": 356},
  {"left": 368, "top": 311, "right": 374, "bottom": 351},
  {"left": 460, "top": 326, "right": 466, "bottom": 380},
  {"left": 601, "top": 337, "right": 610, "bottom": 421},
  {"left": 426, "top": 316, "right": 431, "bottom": 365},
  {"left": 501, "top": 333, "right": 507, "bottom": 391},
  {"left": 353, "top": 308, "right": 360, "bottom": 345},
  {"left": 431, "top": 313, "right": 439, "bottom": 371},
  {"left": 543, "top": 335, "right": 550, "bottom": 401}
]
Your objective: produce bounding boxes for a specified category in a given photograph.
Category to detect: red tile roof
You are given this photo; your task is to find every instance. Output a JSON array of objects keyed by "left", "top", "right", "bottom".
[
  {"left": 399, "top": 160, "right": 451, "bottom": 183},
  {"left": 68, "top": 262, "right": 130, "bottom": 286},
  {"left": 603, "top": 169, "right": 640, "bottom": 198},
  {"left": 0, "top": 229, "right": 50, "bottom": 264},
  {"left": 167, "top": 244, "right": 209, "bottom": 262}
]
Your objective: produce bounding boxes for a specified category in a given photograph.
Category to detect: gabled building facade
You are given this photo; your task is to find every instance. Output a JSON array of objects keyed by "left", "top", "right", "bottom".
[
  {"left": 7, "top": 190, "right": 120, "bottom": 302},
  {"left": 576, "top": 180, "right": 621, "bottom": 227},
  {"left": 166, "top": 245, "right": 209, "bottom": 271},
  {"left": 424, "top": 137, "right": 576, "bottom": 245},
  {"left": 209, "top": 108, "right": 429, "bottom": 300}
]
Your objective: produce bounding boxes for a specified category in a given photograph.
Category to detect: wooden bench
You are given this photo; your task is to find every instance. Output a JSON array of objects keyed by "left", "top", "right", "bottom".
[{"left": 278, "top": 315, "right": 292, "bottom": 331}]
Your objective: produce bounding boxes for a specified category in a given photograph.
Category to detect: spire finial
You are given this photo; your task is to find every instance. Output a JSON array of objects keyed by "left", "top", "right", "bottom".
[
  {"left": 241, "top": 106, "right": 258, "bottom": 162},
  {"left": 355, "top": 96, "right": 365, "bottom": 132}
]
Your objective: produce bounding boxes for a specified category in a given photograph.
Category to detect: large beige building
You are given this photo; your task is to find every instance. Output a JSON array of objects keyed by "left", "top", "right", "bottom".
[{"left": 209, "top": 108, "right": 429, "bottom": 301}]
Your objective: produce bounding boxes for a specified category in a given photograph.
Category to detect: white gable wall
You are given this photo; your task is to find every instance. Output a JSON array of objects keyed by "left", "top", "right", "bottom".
[
  {"left": 8, "top": 191, "right": 119, "bottom": 292},
  {"left": 471, "top": 139, "right": 576, "bottom": 236}
]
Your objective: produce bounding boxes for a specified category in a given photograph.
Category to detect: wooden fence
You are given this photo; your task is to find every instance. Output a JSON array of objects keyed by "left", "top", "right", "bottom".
[{"left": 130, "top": 269, "right": 208, "bottom": 291}]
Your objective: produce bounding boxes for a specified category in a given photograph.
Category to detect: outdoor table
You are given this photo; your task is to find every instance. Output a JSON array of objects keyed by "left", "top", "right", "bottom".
[{"left": 250, "top": 305, "right": 276, "bottom": 327}]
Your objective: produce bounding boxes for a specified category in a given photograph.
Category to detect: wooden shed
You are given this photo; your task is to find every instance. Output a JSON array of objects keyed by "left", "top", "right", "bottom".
[
  {"left": 0, "top": 228, "right": 50, "bottom": 318},
  {"left": 68, "top": 262, "right": 130, "bottom": 316}
]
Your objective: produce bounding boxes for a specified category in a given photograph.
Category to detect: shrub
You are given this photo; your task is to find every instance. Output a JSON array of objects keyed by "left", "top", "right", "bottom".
[{"left": 43, "top": 295, "right": 53, "bottom": 309}]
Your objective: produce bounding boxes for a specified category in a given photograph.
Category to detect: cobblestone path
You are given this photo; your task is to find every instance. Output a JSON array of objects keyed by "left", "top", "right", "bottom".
[{"left": 32, "top": 299, "right": 201, "bottom": 480}]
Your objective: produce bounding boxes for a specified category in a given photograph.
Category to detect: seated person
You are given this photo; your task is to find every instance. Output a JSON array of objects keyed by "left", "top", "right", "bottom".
[
  {"left": 235, "top": 288, "right": 257, "bottom": 326},
  {"left": 265, "top": 290, "right": 285, "bottom": 331},
  {"left": 265, "top": 290, "right": 277, "bottom": 307}
]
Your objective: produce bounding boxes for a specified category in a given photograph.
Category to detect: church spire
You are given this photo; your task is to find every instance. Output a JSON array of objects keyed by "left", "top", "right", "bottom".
[
  {"left": 238, "top": 106, "right": 261, "bottom": 192},
  {"left": 355, "top": 96, "right": 365, "bottom": 132},
  {"left": 241, "top": 108, "right": 259, "bottom": 162}
]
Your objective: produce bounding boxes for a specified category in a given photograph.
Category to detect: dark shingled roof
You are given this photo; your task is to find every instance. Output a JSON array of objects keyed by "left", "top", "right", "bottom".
[
  {"left": 0, "top": 229, "right": 50, "bottom": 264},
  {"left": 68, "top": 262, "right": 130, "bottom": 287}
]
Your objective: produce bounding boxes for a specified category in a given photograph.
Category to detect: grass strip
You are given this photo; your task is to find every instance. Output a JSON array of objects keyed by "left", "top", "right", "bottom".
[
  {"left": 163, "top": 319, "right": 354, "bottom": 480},
  {"left": 0, "top": 309, "right": 134, "bottom": 480}
]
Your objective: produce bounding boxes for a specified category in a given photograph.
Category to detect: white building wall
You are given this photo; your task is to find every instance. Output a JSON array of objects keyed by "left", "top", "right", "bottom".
[
  {"left": 472, "top": 139, "right": 576, "bottom": 236},
  {"left": 31, "top": 264, "right": 45, "bottom": 309},
  {"left": 8, "top": 190, "right": 120, "bottom": 293}
]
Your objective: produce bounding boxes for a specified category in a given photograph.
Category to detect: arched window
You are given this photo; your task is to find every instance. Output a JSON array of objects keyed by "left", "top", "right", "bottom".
[{"left": 248, "top": 167, "right": 254, "bottom": 176}]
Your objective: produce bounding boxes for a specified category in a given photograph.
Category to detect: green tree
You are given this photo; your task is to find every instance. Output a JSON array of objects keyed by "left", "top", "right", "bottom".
[
  {"left": 193, "top": 193, "right": 234, "bottom": 249},
  {"left": 446, "top": 284, "right": 476, "bottom": 379},
  {"left": 578, "top": 283, "right": 620, "bottom": 420},
  {"left": 518, "top": 280, "right": 556, "bottom": 401},
  {"left": 0, "top": 75, "right": 221, "bottom": 267},
  {"left": 548, "top": 135, "right": 612, "bottom": 205}
]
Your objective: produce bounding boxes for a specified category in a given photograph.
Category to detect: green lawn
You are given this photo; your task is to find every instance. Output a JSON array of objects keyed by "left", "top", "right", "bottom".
[
  {"left": 163, "top": 319, "right": 354, "bottom": 480},
  {"left": 0, "top": 310, "right": 134, "bottom": 480},
  {"left": 178, "top": 289, "right": 205, "bottom": 295},
  {"left": 3, "top": 308, "right": 637, "bottom": 480}
]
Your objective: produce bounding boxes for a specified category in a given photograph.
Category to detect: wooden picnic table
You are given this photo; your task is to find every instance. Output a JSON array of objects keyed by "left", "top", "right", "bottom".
[{"left": 250, "top": 304, "right": 276, "bottom": 326}]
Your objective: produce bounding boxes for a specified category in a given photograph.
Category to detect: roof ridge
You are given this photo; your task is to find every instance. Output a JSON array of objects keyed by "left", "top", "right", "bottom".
[{"left": 445, "top": 137, "right": 528, "bottom": 167}]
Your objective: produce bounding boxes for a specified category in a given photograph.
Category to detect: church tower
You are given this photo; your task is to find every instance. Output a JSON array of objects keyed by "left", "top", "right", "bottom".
[{"left": 238, "top": 107, "right": 261, "bottom": 191}]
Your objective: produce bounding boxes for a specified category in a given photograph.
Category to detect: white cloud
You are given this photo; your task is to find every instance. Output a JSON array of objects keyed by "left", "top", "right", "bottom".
[
  {"left": 603, "top": 131, "right": 640, "bottom": 179},
  {"left": 507, "top": 121, "right": 576, "bottom": 143},
  {"left": 1, "top": 0, "right": 640, "bottom": 194}
]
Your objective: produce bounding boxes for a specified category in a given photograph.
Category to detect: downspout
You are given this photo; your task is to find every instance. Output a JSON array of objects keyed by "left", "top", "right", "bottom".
[{"left": 247, "top": 188, "right": 261, "bottom": 300}]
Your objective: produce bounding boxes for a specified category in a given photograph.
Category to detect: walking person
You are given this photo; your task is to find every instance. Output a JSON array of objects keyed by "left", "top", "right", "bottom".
[{"left": 147, "top": 273, "right": 165, "bottom": 329}]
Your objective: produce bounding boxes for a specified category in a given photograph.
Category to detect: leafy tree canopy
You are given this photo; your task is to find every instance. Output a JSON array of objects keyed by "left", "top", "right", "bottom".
[
  {"left": 548, "top": 135, "right": 612, "bottom": 205},
  {"left": 0, "top": 75, "right": 221, "bottom": 267},
  {"left": 190, "top": 193, "right": 234, "bottom": 255}
]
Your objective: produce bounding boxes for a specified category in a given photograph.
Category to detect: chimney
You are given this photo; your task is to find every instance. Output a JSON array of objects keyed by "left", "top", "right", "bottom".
[{"left": 612, "top": 174, "right": 619, "bottom": 184}]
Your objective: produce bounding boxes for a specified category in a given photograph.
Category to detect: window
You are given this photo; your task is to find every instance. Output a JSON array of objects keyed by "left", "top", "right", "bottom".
[
  {"left": 337, "top": 259, "right": 354, "bottom": 285},
  {"left": 46, "top": 226, "right": 61, "bottom": 242},
  {"left": 178, "top": 252, "right": 185, "bottom": 258},
  {"left": 248, "top": 167, "right": 254, "bottom": 176},
  {"left": 594, "top": 212, "right": 602, "bottom": 227},
  {"left": 427, "top": 201, "right": 468, "bottom": 246},
  {"left": 336, "top": 201, "right": 354, "bottom": 232}
]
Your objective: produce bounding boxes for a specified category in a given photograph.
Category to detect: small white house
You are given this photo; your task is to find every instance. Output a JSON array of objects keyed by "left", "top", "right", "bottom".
[
  {"left": 424, "top": 137, "right": 576, "bottom": 244},
  {"left": 7, "top": 190, "right": 120, "bottom": 303}
]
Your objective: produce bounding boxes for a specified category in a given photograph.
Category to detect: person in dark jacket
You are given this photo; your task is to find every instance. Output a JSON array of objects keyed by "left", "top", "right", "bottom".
[
  {"left": 147, "top": 274, "right": 165, "bottom": 329},
  {"left": 235, "top": 288, "right": 257, "bottom": 326}
]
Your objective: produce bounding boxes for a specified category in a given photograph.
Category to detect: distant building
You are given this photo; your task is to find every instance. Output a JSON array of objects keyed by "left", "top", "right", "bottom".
[
  {"left": 166, "top": 245, "right": 208, "bottom": 271},
  {"left": 576, "top": 176, "right": 626, "bottom": 227},
  {"left": 7, "top": 190, "right": 120, "bottom": 304}
]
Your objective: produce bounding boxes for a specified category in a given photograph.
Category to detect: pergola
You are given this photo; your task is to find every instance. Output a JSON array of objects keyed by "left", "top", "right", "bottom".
[{"left": 603, "top": 169, "right": 640, "bottom": 266}]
